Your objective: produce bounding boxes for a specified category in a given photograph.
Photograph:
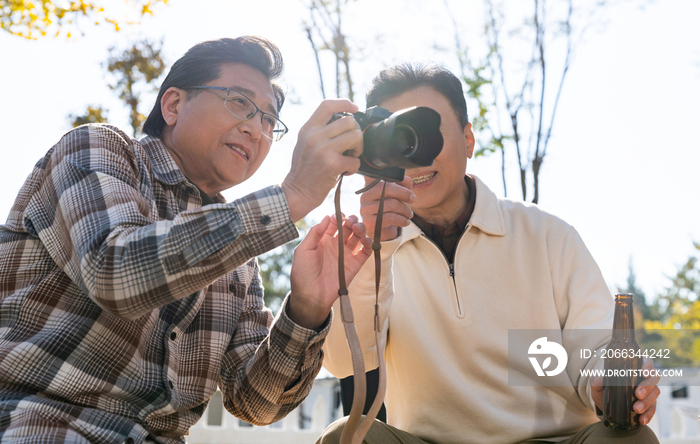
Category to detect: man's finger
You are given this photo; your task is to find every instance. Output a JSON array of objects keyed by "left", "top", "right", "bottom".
[
  {"left": 378, "top": 226, "right": 401, "bottom": 242},
  {"left": 362, "top": 181, "right": 416, "bottom": 205},
  {"left": 591, "top": 376, "right": 604, "bottom": 391},
  {"left": 636, "top": 376, "right": 661, "bottom": 399},
  {"left": 369, "top": 198, "right": 415, "bottom": 220},
  {"left": 306, "top": 99, "right": 359, "bottom": 127},
  {"left": 340, "top": 215, "right": 357, "bottom": 240},
  {"left": 324, "top": 126, "right": 364, "bottom": 158},
  {"left": 636, "top": 374, "right": 661, "bottom": 395},
  {"left": 637, "top": 358, "right": 661, "bottom": 393},
  {"left": 637, "top": 398, "right": 657, "bottom": 426},
  {"left": 326, "top": 213, "right": 344, "bottom": 238},
  {"left": 635, "top": 386, "right": 660, "bottom": 411},
  {"left": 299, "top": 216, "right": 331, "bottom": 251},
  {"left": 331, "top": 151, "right": 362, "bottom": 176},
  {"left": 346, "top": 231, "right": 365, "bottom": 255}
]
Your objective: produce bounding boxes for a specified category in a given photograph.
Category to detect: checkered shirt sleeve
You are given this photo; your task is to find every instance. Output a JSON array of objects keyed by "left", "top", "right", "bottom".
[{"left": 0, "top": 124, "right": 329, "bottom": 444}]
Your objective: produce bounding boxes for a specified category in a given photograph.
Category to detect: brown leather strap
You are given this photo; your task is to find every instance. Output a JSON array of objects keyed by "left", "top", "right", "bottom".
[
  {"left": 352, "top": 182, "right": 387, "bottom": 442},
  {"left": 335, "top": 176, "right": 366, "bottom": 444},
  {"left": 337, "top": 177, "right": 388, "bottom": 444}
]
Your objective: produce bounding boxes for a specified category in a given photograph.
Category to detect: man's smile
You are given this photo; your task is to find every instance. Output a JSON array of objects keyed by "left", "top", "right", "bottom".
[
  {"left": 411, "top": 172, "right": 436, "bottom": 185},
  {"left": 226, "top": 143, "right": 250, "bottom": 160}
]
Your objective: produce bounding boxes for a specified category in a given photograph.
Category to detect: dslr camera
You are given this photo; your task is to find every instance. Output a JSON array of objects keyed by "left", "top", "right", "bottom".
[{"left": 334, "top": 106, "right": 444, "bottom": 182}]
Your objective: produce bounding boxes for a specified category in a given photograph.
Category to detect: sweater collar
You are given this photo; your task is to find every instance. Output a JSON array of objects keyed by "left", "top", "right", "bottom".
[
  {"left": 403, "top": 174, "right": 506, "bottom": 242},
  {"left": 469, "top": 175, "right": 506, "bottom": 236}
]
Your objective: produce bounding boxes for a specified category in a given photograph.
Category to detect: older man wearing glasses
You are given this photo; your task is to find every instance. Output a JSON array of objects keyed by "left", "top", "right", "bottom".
[{"left": 0, "top": 37, "right": 370, "bottom": 444}]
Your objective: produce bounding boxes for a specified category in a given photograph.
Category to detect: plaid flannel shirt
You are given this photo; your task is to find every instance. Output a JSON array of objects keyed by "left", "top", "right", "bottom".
[{"left": 0, "top": 124, "right": 330, "bottom": 444}]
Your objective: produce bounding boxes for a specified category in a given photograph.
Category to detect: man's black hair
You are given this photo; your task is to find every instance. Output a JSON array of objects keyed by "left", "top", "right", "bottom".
[
  {"left": 365, "top": 63, "right": 468, "bottom": 129},
  {"left": 143, "top": 36, "right": 285, "bottom": 138}
]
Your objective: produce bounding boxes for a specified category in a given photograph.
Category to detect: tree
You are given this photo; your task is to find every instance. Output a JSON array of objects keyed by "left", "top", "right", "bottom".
[
  {"left": 647, "top": 242, "right": 700, "bottom": 325},
  {"left": 618, "top": 257, "right": 654, "bottom": 323},
  {"left": 445, "top": 0, "right": 618, "bottom": 203},
  {"left": 105, "top": 39, "right": 166, "bottom": 137},
  {"left": 1, "top": 0, "right": 168, "bottom": 39},
  {"left": 68, "top": 105, "right": 108, "bottom": 127},
  {"left": 638, "top": 241, "right": 700, "bottom": 368},
  {"left": 67, "top": 39, "right": 165, "bottom": 135},
  {"left": 303, "top": 0, "right": 356, "bottom": 101}
]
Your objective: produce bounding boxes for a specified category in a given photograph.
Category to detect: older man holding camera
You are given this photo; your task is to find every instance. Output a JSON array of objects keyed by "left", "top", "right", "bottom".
[{"left": 0, "top": 36, "right": 372, "bottom": 444}]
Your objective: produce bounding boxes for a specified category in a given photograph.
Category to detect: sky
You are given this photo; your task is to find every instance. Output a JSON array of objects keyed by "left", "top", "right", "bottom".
[{"left": 0, "top": 0, "right": 698, "bottom": 301}]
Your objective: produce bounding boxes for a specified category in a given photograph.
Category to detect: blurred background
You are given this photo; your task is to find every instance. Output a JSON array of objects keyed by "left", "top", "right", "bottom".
[{"left": 1, "top": 0, "right": 700, "bottom": 438}]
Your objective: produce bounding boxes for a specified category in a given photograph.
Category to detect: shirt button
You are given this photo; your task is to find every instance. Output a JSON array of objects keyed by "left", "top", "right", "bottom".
[
  {"left": 170, "top": 332, "right": 177, "bottom": 341},
  {"left": 169, "top": 380, "right": 174, "bottom": 389},
  {"left": 186, "top": 186, "right": 195, "bottom": 194},
  {"left": 229, "top": 283, "right": 236, "bottom": 293},
  {"left": 260, "top": 215, "right": 271, "bottom": 225},
  {"left": 123, "top": 439, "right": 134, "bottom": 444}
]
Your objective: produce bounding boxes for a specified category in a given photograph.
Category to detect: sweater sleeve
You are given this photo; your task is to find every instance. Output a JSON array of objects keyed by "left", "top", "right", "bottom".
[{"left": 550, "top": 225, "right": 614, "bottom": 411}]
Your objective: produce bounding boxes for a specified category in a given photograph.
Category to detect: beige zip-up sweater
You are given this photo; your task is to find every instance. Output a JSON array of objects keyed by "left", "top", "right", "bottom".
[{"left": 323, "top": 175, "right": 614, "bottom": 444}]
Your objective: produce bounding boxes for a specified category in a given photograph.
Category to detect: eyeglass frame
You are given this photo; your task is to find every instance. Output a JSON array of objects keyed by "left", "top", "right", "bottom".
[{"left": 187, "top": 85, "right": 289, "bottom": 142}]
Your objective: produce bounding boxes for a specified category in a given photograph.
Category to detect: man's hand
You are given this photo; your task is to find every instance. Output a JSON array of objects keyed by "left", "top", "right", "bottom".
[
  {"left": 591, "top": 357, "right": 660, "bottom": 426},
  {"left": 287, "top": 215, "right": 373, "bottom": 330},
  {"left": 360, "top": 176, "right": 416, "bottom": 241},
  {"left": 282, "top": 100, "right": 364, "bottom": 222}
]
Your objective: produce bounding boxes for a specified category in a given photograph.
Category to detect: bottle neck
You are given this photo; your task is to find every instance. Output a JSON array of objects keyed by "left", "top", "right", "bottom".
[{"left": 612, "top": 298, "right": 636, "bottom": 342}]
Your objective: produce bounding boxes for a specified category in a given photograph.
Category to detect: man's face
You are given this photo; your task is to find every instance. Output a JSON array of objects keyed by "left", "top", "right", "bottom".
[
  {"left": 378, "top": 86, "right": 475, "bottom": 218},
  {"left": 164, "top": 63, "right": 278, "bottom": 195}
]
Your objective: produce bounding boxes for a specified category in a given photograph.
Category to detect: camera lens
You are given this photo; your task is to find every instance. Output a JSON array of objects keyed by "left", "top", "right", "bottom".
[
  {"left": 390, "top": 124, "right": 418, "bottom": 157},
  {"left": 360, "top": 106, "right": 443, "bottom": 174}
]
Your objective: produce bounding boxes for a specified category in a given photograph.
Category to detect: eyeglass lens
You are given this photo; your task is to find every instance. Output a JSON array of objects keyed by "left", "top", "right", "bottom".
[{"left": 224, "top": 91, "right": 284, "bottom": 141}]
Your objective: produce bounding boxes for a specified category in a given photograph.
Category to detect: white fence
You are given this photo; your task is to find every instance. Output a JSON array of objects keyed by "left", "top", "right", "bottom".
[
  {"left": 187, "top": 378, "right": 341, "bottom": 444},
  {"left": 187, "top": 375, "right": 700, "bottom": 444}
]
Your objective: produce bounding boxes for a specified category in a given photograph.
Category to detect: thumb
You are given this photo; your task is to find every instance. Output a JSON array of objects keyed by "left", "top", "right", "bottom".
[
  {"left": 297, "top": 216, "right": 331, "bottom": 252},
  {"left": 592, "top": 376, "right": 604, "bottom": 391},
  {"left": 399, "top": 176, "right": 413, "bottom": 190}
]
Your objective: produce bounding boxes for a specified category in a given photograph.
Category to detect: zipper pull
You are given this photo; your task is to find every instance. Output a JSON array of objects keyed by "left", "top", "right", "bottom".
[{"left": 449, "top": 263, "right": 455, "bottom": 277}]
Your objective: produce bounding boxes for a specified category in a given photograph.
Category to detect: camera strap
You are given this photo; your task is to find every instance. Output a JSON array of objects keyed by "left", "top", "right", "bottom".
[{"left": 334, "top": 175, "right": 388, "bottom": 444}]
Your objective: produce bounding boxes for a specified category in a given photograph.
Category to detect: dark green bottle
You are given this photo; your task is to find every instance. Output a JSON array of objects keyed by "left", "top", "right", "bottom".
[{"left": 603, "top": 293, "right": 642, "bottom": 430}]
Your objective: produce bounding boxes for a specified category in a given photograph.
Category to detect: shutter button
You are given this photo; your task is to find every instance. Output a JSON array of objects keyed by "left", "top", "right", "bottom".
[
  {"left": 170, "top": 332, "right": 177, "bottom": 341},
  {"left": 260, "top": 215, "right": 271, "bottom": 225}
]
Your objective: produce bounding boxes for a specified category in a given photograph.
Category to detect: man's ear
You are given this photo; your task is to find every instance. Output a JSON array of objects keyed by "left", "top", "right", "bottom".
[
  {"left": 464, "top": 122, "right": 476, "bottom": 159},
  {"left": 161, "top": 87, "right": 185, "bottom": 126}
]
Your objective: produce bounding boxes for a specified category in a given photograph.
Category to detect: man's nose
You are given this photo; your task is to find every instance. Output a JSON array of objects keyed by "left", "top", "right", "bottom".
[{"left": 238, "top": 112, "right": 264, "bottom": 140}]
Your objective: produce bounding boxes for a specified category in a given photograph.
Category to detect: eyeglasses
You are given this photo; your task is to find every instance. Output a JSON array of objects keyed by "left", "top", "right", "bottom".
[{"left": 188, "top": 86, "right": 288, "bottom": 142}]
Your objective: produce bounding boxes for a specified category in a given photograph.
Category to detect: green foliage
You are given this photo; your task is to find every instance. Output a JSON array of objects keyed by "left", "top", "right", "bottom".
[
  {"left": 0, "top": 0, "right": 169, "bottom": 39},
  {"left": 68, "top": 105, "right": 108, "bottom": 127},
  {"left": 462, "top": 65, "right": 491, "bottom": 135},
  {"left": 106, "top": 39, "right": 166, "bottom": 137},
  {"left": 639, "top": 302, "right": 700, "bottom": 368},
  {"left": 618, "top": 257, "right": 654, "bottom": 324},
  {"left": 647, "top": 242, "right": 700, "bottom": 323},
  {"left": 638, "top": 241, "right": 700, "bottom": 368},
  {"left": 259, "top": 219, "right": 310, "bottom": 314},
  {"left": 474, "top": 135, "right": 509, "bottom": 158}
]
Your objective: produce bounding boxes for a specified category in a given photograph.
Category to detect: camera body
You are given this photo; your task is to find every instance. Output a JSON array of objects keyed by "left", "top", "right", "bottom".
[{"left": 335, "top": 106, "right": 444, "bottom": 182}]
